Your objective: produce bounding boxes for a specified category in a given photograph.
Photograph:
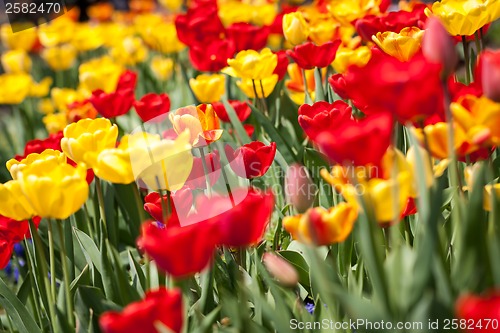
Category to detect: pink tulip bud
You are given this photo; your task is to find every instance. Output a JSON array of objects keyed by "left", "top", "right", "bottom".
[
  {"left": 479, "top": 50, "right": 500, "bottom": 102},
  {"left": 422, "top": 17, "right": 458, "bottom": 77},
  {"left": 285, "top": 163, "right": 317, "bottom": 213},
  {"left": 262, "top": 253, "right": 299, "bottom": 287}
]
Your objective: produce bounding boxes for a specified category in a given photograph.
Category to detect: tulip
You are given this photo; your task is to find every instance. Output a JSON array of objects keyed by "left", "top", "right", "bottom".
[
  {"left": 372, "top": 27, "right": 424, "bottom": 62},
  {"left": 90, "top": 88, "right": 135, "bottom": 119},
  {"left": 150, "top": 56, "right": 174, "bottom": 81},
  {"left": 298, "top": 101, "right": 352, "bottom": 140},
  {"left": 316, "top": 112, "right": 393, "bottom": 167},
  {"left": 262, "top": 253, "right": 299, "bottom": 287},
  {"left": 286, "top": 64, "right": 317, "bottom": 104},
  {"left": 273, "top": 50, "right": 289, "bottom": 81},
  {"left": 43, "top": 113, "right": 68, "bottom": 134},
  {"left": 328, "top": 0, "right": 388, "bottom": 25},
  {"left": 237, "top": 75, "right": 279, "bottom": 99},
  {"left": 16, "top": 158, "right": 89, "bottom": 220},
  {"left": 212, "top": 100, "right": 251, "bottom": 123},
  {"left": 100, "top": 288, "right": 184, "bottom": 333},
  {"left": 110, "top": 36, "right": 148, "bottom": 66},
  {"left": 0, "top": 181, "right": 37, "bottom": 220},
  {"left": 38, "top": 99, "right": 55, "bottom": 115},
  {"left": 61, "top": 118, "right": 119, "bottom": 167},
  {"left": 424, "top": 0, "right": 491, "bottom": 36},
  {"left": 141, "top": 22, "right": 186, "bottom": 54},
  {"left": 185, "top": 151, "right": 221, "bottom": 190},
  {"left": 0, "top": 24, "right": 37, "bottom": 51},
  {"left": 483, "top": 184, "right": 500, "bottom": 212},
  {"left": 133, "top": 93, "right": 171, "bottom": 123},
  {"left": 332, "top": 46, "right": 372, "bottom": 74},
  {"left": 477, "top": 50, "right": 500, "bottom": 103},
  {"left": 50, "top": 88, "right": 86, "bottom": 112},
  {"left": 456, "top": 291, "right": 500, "bottom": 333},
  {"left": 128, "top": 130, "right": 193, "bottom": 191},
  {"left": 283, "top": 203, "right": 357, "bottom": 245},
  {"left": 226, "top": 23, "right": 270, "bottom": 52},
  {"left": 29, "top": 77, "right": 53, "bottom": 98},
  {"left": 71, "top": 24, "right": 105, "bottom": 52},
  {"left": 175, "top": 2, "right": 225, "bottom": 46},
  {"left": 116, "top": 70, "right": 138, "bottom": 91},
  {"left": 79, "top": 56, "right": 123, "bottom": 94},
  {"left": 41, "top": 44, "right": 77, "bottom": 71},
  {"left": 282, "top": 12, "right": 309, "bottom": 46},
  {"left": 189, "top": 74, "right": 226, "bottom": 103},
  {"left": 137, "top": 219, "right": 218, "bottom": 277},
  {"left": 1, "top": 50, "right": 32, "bottom": 74},
  {"left": 422, "top": 17, "right": 458, "bottom": 77},
  {"left": 7, "top": 149, "right": 66, "bottom": 180},
  {"left": 189, "top": 39, "right": 235, "bottom": 72},
  {"left": 287, "top": 41, "right": 342, "bottom": 69},
  {"left": 38, "top": 17, "right": 75, "bottom": 47},
  {"left": 169, "top": 104, "right": 223, "bottom": 146},
  {"left": 308, "top": 18, "right": 339, "bottom": 46},
  {"left": 143, "top": 188, "right": 193, "bottom": 224},
  {"left": 66, "top": 100, "right": 98, "bottom": 123},
  {"left": 285, "top": 164, "right": 317, "bottom": 213},
  {"left": 223, "top": 48, "right": 278, "bottom": 81},
  {"left": 225, "top": 141, "right": 276, "bottom": 179},
  {"left": 0, "top": 73, "right": 32, "bottom": 104}
]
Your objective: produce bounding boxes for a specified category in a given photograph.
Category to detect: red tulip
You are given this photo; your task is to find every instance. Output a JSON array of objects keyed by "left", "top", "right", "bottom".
[
  {"left": 298, "top": 101, "right": 352, "bottom": 140},
  {"left": 225, "top": 141, "right": 276, "bottom": 179},
  {"left": 0, "top": 216, "right": 40, "bottom": 269},
  {"left": 189, "top": 39, "right": 236, "bottom": 72},
  {"left": 456, "top": 291, "right": 500, "bottom": 333},
  {"left": 175, "top": 2, "right": 225, "bottom": 46},
  {"left": 198, "top": 187, "right": 275, "bottom": 247},
  {"left": 143, "top": 188, "right": 193, "bottom": 225},
  {"left": 116, "top": 70, "right": 138, "bottom": 91},
  {"left": 422, "top": 17, "right": 458, "bottom": 77},
  {"left": 185, "top": 151, "right": 221, "bottom": 190},
  {"left": 476, "top": 49, "right": 500, "bottom": 103},
  {"left": 137, "top": 218, "right": 218, "bottom": 277},
  {"left": 354, "top": 5, "right": 427, "bottom": 41},
  {"left": 133, "top": 93, "right": 171, "bottom": 122},
  {"left": 329, "top": 49, "right": 444, "bottom": 124},
  {"left": 316, "top": 112, "right": 393, "bottom": 167},
  {"left": 269, "top": 5, "right": 299, "bottom": 35},
  {"left": 401, "top": 198, "right": 417, "bottom": 218},
  {"left": 90, "top": 88, "right": 135, "bottom": 118},
  {"left": 226, "top": 23, "right": 270, "bottom": 52},
  {"left": 273, "top": 50, "right": 289, "bottom": 80},
  {"left": 100, "top": 288, "right": 183, "bottom": 333},
  {"left": 448, "top": 78, "right": 482, "bottom": 102},
  {"left": 287, "top": 41, "right": 341, "bottom": 69},
  {"left": 212, "top": 100, "right": 251, "bottom": 123}
]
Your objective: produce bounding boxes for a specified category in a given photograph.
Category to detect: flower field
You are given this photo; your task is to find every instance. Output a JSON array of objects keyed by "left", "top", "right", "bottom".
[{"left": 1, "top": 0, "right": 500, "bottom": 332}]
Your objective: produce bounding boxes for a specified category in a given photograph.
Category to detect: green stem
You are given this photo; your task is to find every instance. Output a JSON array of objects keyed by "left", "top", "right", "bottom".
[
  {"left": 56, "top": 220, "right": 75, "bottom": 328},
  {"left": 198, "top": 148, "right": 213, "bottom": 197},
  {"left": 461, "top": 37, "right": 471, "bottom": 84},
  {"left": 95, "top": 177, "right": 108, "bottom": 239},
  {"left": 47, "top": 220, "right": 56, "bottom": 303}
]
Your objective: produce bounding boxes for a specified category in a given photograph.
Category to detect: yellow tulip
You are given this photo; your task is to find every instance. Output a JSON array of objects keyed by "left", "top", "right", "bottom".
[
  {"left": 413, "top": 122, "right": 472, "bottom": 159},
  {"left": 251, "top": 4, "right": 277, "bottom": 26},
  {"left": 332, "top": 45, "right": 371, "bottom": 73},
  {"left": 51, "top": 88, "right": 86, "bottom": 112},
  {"left": 43, "top": 113, "right": 68, "bottom": 134},
  {"left": 0, "top": 180, "right": 37, "bottom": 220},
  {"left": 17, "top": 158, "right": 89, "bottom": 219},
  {"left": 282, "top": 12, "right": 309, "bottom": 46},
  {"left": 128, "top": 130, "right": 194, "bottom": 191},
  {"left": 71, "top": 23, "right": 104, "bottom": 52},
  {"left": 308, "top": 18, "right": 339, "bottom": 46},
  {"left": 98, "top": 23, "right": 135, "bottom": 48},
  {"left": 7, "top": 149, "right": 66, "bottom": 180},
  {"left": 450, "top": 96, "right": 500, "bottom": 146},
  {"left": 285, "top": 63, "right": 317, "bottom": 104},
  {"left": 0, "top": 73, "right": 32, "bottom": 104},
  {"left": 237, "top": 75, "right": 278, "bottom": 99},
  {"left": 189, "top": 74, "right": 226, "bottom": 103},
  {"left": 218, "top": 2, "right": 254, "bottom": 26},
  {"left": 484, "top": 184, "right": 500, "bottom": 211},
  {"left": 158, "top": 0, "right": 183, "bottom": 11},
  {"left": 79, "top": 56, "right": 123, "bottom": 94},
  {"left": 0, "top": 24, "right": 37, "bottom": 51},
  {"left": 61, "top": 118, "right": 118, "bottom": 167},
  {"left": 223, "top": 48, "right": 277, "bottom": 81},
  {"left": 38, "top": 98, "right": 55, "bottom": 115},
  {"left": 110, "top": 36, "right": 148, "bottom": 66},
  {"left": 139, "top": 22, "right": 186, "bottom": 54},
  {"left": 29, "top": 77, "right": 53, "bottom": 98},
  {"left": 42, "top": 44, "right": 77, "bottom": 71},
  {"left": 424, "top": 0, "right": 491, "bottom": 36},
  {"left": 488, "top": 0, "right": 500, "bottom": 22},
  {"left": 169, "top": 104, "right": 223, "bottom": 146},
  {"left": 328, "top": 0, "right": 385, "bottom": 25},
  {"left": 1, "top": 50, "right": 32, "bottom": 74},
  {"left": 150, "top": 56, "right": 174, "bottom": 81},
  {"left": 38, "top": 17, "right": 75, "bottom": 47},
  {"left": 283, "top": 203, "right": 357, "bottom": 245},
  {"left": 372, "top": 27, "right": 425, "bottom": 62},
  {"left": 86, "top": 138, "right": 134, "bottom": 184}
]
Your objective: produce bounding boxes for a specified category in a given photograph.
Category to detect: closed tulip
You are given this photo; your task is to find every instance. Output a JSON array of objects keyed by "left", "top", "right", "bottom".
[
  {"left": 282, "top": 12, "right": 309, "bottom": 46},
  {"left": 90, "top": 88, "right": 135, "bottom": 119},
  {"left": 285, "top": 163, "right": 317, "bottom": 213},
  {"left": 61, "top": 118, "right": 119, "bottom": 167},
  {"left": 150, "top": 56, "right": 174, "bottom": 81},
  {"left": 1, "top": 50, "right": 32, "bottom": 74},
  {"left": 477, "top": 50, "right": 500, "bottom": 103},
  {"left": 283, "top": 203, "right": 357, "bottom": 245},
  {"left": 483, "top": 184, "right": 500, "bottom": 212},
  {"left": 0, "top": 73, "right": 32, "bottom": 104},
  {"left": 263, "top": 253, "right": 299, "bottom": 287},
  {"left": 78, "top": 56, "right": 123, "bottom": 94},
  {"left": 189, "top": 74, "right": 226, "bottom": 103},
  {"left": 422, "top": 17, "right": 458, "bottom": 77},
  {"left": 0, "top": 24, "right": 37, "bottom": 51},
  {"left": 287, "top": 41, "right": 342, "bottom": 69},
  {"left": 133, "top": 93, "right": 171, "bottom": 122},
  {"left": 298, "top": 101, "right": 352, "bottom": 140},
  {"left": 225, "top": 141, "right": 276, "bottom": 179},
  {"left": 41, "top": 44, "right": 77, "bottom": 71}
]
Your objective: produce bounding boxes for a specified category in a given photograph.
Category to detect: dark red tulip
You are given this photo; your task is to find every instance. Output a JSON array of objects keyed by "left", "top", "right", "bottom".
[
  {"left": 287, "top": 41, "right": 341, "bottom": 69},
  {"left": 90, "top": 88, "right": 135, "bottom": 118},
  {"left": 298, "top": 101, "right": 352, "bottom": 140},
  {"left": 225, "top": 141, "right": 276, "bottom": 179},
  {"left": 175, "top": 2, "right": 225, "bottom": 46},
  {"left": 133, "top": 93, "right": 171, "bottom": 122},
  {"left": 189, "top": 39, "right": 235, "bottom": 72},
  {"left": 100, "top": 288, "right": 183, "bottom": 333},
  {"left": 226, "top": 23, "right": 270, "bottom": 52}
]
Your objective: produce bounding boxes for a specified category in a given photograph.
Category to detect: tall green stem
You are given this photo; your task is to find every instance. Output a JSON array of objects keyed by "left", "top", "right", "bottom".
[
  {"left": 57, "top": 220, "right": 75, "bottom": 328},
  {"left": 47, "top": 220, "right": 56, "bottom": 303},
  {"left": 95, "top": 177, "right": 108, "bottom": 239}
]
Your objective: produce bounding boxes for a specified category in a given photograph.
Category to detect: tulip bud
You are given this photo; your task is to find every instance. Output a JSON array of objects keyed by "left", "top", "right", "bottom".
[
  {"left": 282, "top": 12, "right": 309, "bottom": 46},
  {"left": 1, "top": 50, "right": 32, "bottom": 74},
  {"left": 422, "top": 17, "right": 458, "bottom": 77},
  {"left": 479, "top": 50, "right": 500, "bottom": 103},
  {"left": 262, "top": 253, "right": 299, "bottom": 287},
  {"left": 285, "top": 163, "right": 317, "bottom": 213}
]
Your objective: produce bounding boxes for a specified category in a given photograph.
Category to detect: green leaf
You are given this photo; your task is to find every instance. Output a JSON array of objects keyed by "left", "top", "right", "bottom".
[
  {"left": 0, "top": 277, "right": 42, "bottom": 333},
  {"left": 74, "top": 227, "right": 102, "bottom": 274},
  {"left": 221, "top": 97, "right": 252, "bottom": 145},
  {"left": 277, "top": 250, "right": 311, "bottom": 293}
]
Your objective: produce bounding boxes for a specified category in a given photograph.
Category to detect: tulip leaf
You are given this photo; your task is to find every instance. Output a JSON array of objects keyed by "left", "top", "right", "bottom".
[
  {"left": 128, "top": 250, "right": 146, "bottom": 296},
  {"left": 277, "top": 250, "right": 311, "bottom": 293},
  {"left": 221, "top": 97, "right": 252, "bottom": 144},
  {"left": 74, "top": 227, "right": 103, "bottom": 274},
  {"left": 0, "top": 277, "right": 42, "bottom": 333}
]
